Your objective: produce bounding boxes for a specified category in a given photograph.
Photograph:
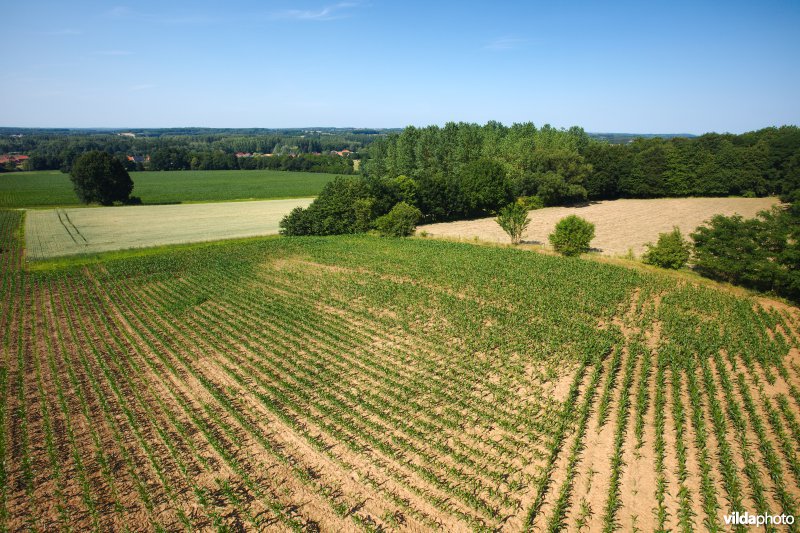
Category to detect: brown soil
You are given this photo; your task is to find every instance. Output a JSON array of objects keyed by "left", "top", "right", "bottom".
[
  {"left": 616, "top": 348, "right": 659, "bottom": 533},
  {"left": 676, "top": 368, "right": 712, "bottom": 529},
  {"left": 5, "top": 240, "right": 800, "bottom": 532},
  {"left": 519, "top": 356, "right": 599, "bottom": 532},
  {"left": 111, "top": 277, "right": 358, "bottom": 530},
  {"left": 560, "top": 349, "right": 621, "bottom": 532},
  {"left": 151, "top": 272, "right": 512, "bottom": 528},
  {"left": 195, "top": 297, "right": 527, "bottom": 528}
]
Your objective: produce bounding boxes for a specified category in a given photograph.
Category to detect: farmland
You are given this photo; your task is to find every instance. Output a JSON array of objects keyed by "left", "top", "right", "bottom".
[
  {"left": 0, "top": 169, "right": 337, "bottom": 208},
  {"left": 2, "top": 208, "right": 800, "bottom": 531},
  {"left": 24, "top": 198, "right": 313, "bottom": 259},
  {"left": 418, "top": 197, "right": 781, "bottom": 256}
]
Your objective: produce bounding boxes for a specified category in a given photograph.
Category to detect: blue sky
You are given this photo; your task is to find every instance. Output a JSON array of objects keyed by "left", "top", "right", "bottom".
[{"left": 3, "top": 0, "right": 799, "bottom": 133}]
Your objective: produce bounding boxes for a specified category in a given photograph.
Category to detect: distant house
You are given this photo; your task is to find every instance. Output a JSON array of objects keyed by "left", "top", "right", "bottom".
[
  {"left": 331, "top": 149, "right": 352, "bottom": 157},
  {"left": 126, "top": 155, "right": 148, "bottom": 164},
  {"left": 235, "top": 152, "right": 253, "bottom": 158},
  {"left": 0, "top": 154, "right": 29, "bottom": 166},
  {"left": 118, "top": 132, "right": 136, "bottom": 138}
]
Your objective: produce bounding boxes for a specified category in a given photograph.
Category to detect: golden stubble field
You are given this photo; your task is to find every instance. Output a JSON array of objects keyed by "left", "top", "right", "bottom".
[
  {"left": 417, "top": 197, "right": 780, "bottom": 256},
  {"left": 24, "top": 198, "right": 313, "bottom": 259}
]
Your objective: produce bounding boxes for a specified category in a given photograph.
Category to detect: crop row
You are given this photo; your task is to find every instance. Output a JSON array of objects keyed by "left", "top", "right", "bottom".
[
  {"left": 123, "top": 267, "right": 574, "bottom": 527},
  {"left": 2, "top": 221, "right": 800, "bottom": 530}
]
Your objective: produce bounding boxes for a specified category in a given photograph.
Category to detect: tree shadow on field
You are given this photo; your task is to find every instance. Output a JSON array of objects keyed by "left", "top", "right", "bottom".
[
  {"left": 520, "top": 239, "right": 544, "bottom": 245},
  {"left": 564, "top": 200, "right": 602, "bottom": 209},
  {"left": 146, "top": 201, "right": 183, "bottom": 205}
]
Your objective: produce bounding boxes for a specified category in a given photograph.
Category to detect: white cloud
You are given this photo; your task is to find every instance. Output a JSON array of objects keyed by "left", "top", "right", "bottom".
[
  {"left": 272, "top": 2, "right": 359, "bottom": 21},
  {"left": 484, "top": 37, "right": 527, "bottom": 51}
]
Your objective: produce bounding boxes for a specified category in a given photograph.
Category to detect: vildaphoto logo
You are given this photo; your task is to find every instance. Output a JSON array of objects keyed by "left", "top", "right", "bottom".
[{"left": 724, "top": 511, "right": 795, "bottom": 526}]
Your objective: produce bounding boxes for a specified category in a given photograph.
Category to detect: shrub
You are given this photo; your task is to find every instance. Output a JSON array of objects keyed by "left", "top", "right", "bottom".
[
  {"left": 496, "top": 202, "right": 530, "bottom": 245},
  {"left": 549, "top": 215, "right": 595, "bottom": 256},
  {"left": 279, "top": 206, "right": 316, "bottom": 236},
  {"left": 691, "top": 204, "right": 800, "bottom": 300},
  {"left": 279, "top": 176, "right": 376, "bottom": 236},
  {"left": 642, "top": 227, "right": 691, "bottom": 269},
  {"left": 374, "top": 202, "right": 422, "bottom": 237},
  {"left": 70, "top": 151, "right": 134, "bottom": 205},
  {"left": 692, "top": 214, "right": 768, "bottom": 286}
]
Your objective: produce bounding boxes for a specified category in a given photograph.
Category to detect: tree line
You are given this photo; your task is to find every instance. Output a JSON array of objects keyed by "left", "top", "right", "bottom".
[
  {"left": 136, "top": 147, "right": 355, "bottom": 174},
  {"left": 362, "top": 122, "right": 800, "bottom": 218},
  {"left": 0, "top": 129, "right": 373, "bottom": 173},
  {"left": 283, "top": 122, "right": 800, "bottom": 238}
]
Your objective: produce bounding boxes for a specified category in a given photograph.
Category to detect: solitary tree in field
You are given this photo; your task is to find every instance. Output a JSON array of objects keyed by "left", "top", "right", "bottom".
[
  {"left": 496, "top": 202, "right": 530, "bottom": 244},
  {"left": 70, "top": 151, "right": 134, "bottom": 205}
]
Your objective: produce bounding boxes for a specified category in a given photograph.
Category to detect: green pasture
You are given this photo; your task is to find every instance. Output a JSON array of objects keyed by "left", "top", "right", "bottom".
[{"left": 0, "top": 169, "right": 337, "bottom": 208}]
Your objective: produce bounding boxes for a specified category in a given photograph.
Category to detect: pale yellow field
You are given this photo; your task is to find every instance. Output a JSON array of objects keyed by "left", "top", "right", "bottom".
[
  {"left": 418, "top": 197, "right": 780, "bottom": 256},
  {"left": 24, "top": 198, "right": 313, "bottom": 259}
]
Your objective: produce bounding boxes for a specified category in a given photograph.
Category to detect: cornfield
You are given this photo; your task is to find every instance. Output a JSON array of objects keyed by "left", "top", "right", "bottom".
[{"left": 1, "top": 208, "right": 799, "bottom": 531}]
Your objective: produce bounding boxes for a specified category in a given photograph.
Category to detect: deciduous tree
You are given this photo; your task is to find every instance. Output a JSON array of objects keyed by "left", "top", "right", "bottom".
[{"left": 70, "top": 151, "right": 134, "bottom": 205}]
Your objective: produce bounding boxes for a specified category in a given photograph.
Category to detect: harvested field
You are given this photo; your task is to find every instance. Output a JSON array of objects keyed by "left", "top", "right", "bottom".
[
  {"left": 2, "top": 209, "right": 800, "bottom": 531},
  {"left": 24, "top": 198, "right": 313, "bottom": 259},
  {"left": 418, "top": 197, "right": 780, "bottom": 256}
]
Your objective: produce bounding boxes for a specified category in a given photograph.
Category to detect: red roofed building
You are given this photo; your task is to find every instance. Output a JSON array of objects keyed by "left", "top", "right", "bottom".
[{"left": 0, "top": 154, "right": 29, "bottom": 165}]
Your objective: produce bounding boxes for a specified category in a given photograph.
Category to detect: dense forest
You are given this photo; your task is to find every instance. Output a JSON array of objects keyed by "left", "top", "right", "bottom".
[{"left": 363, "top": 122, "right": 800, "bottom": 216}]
